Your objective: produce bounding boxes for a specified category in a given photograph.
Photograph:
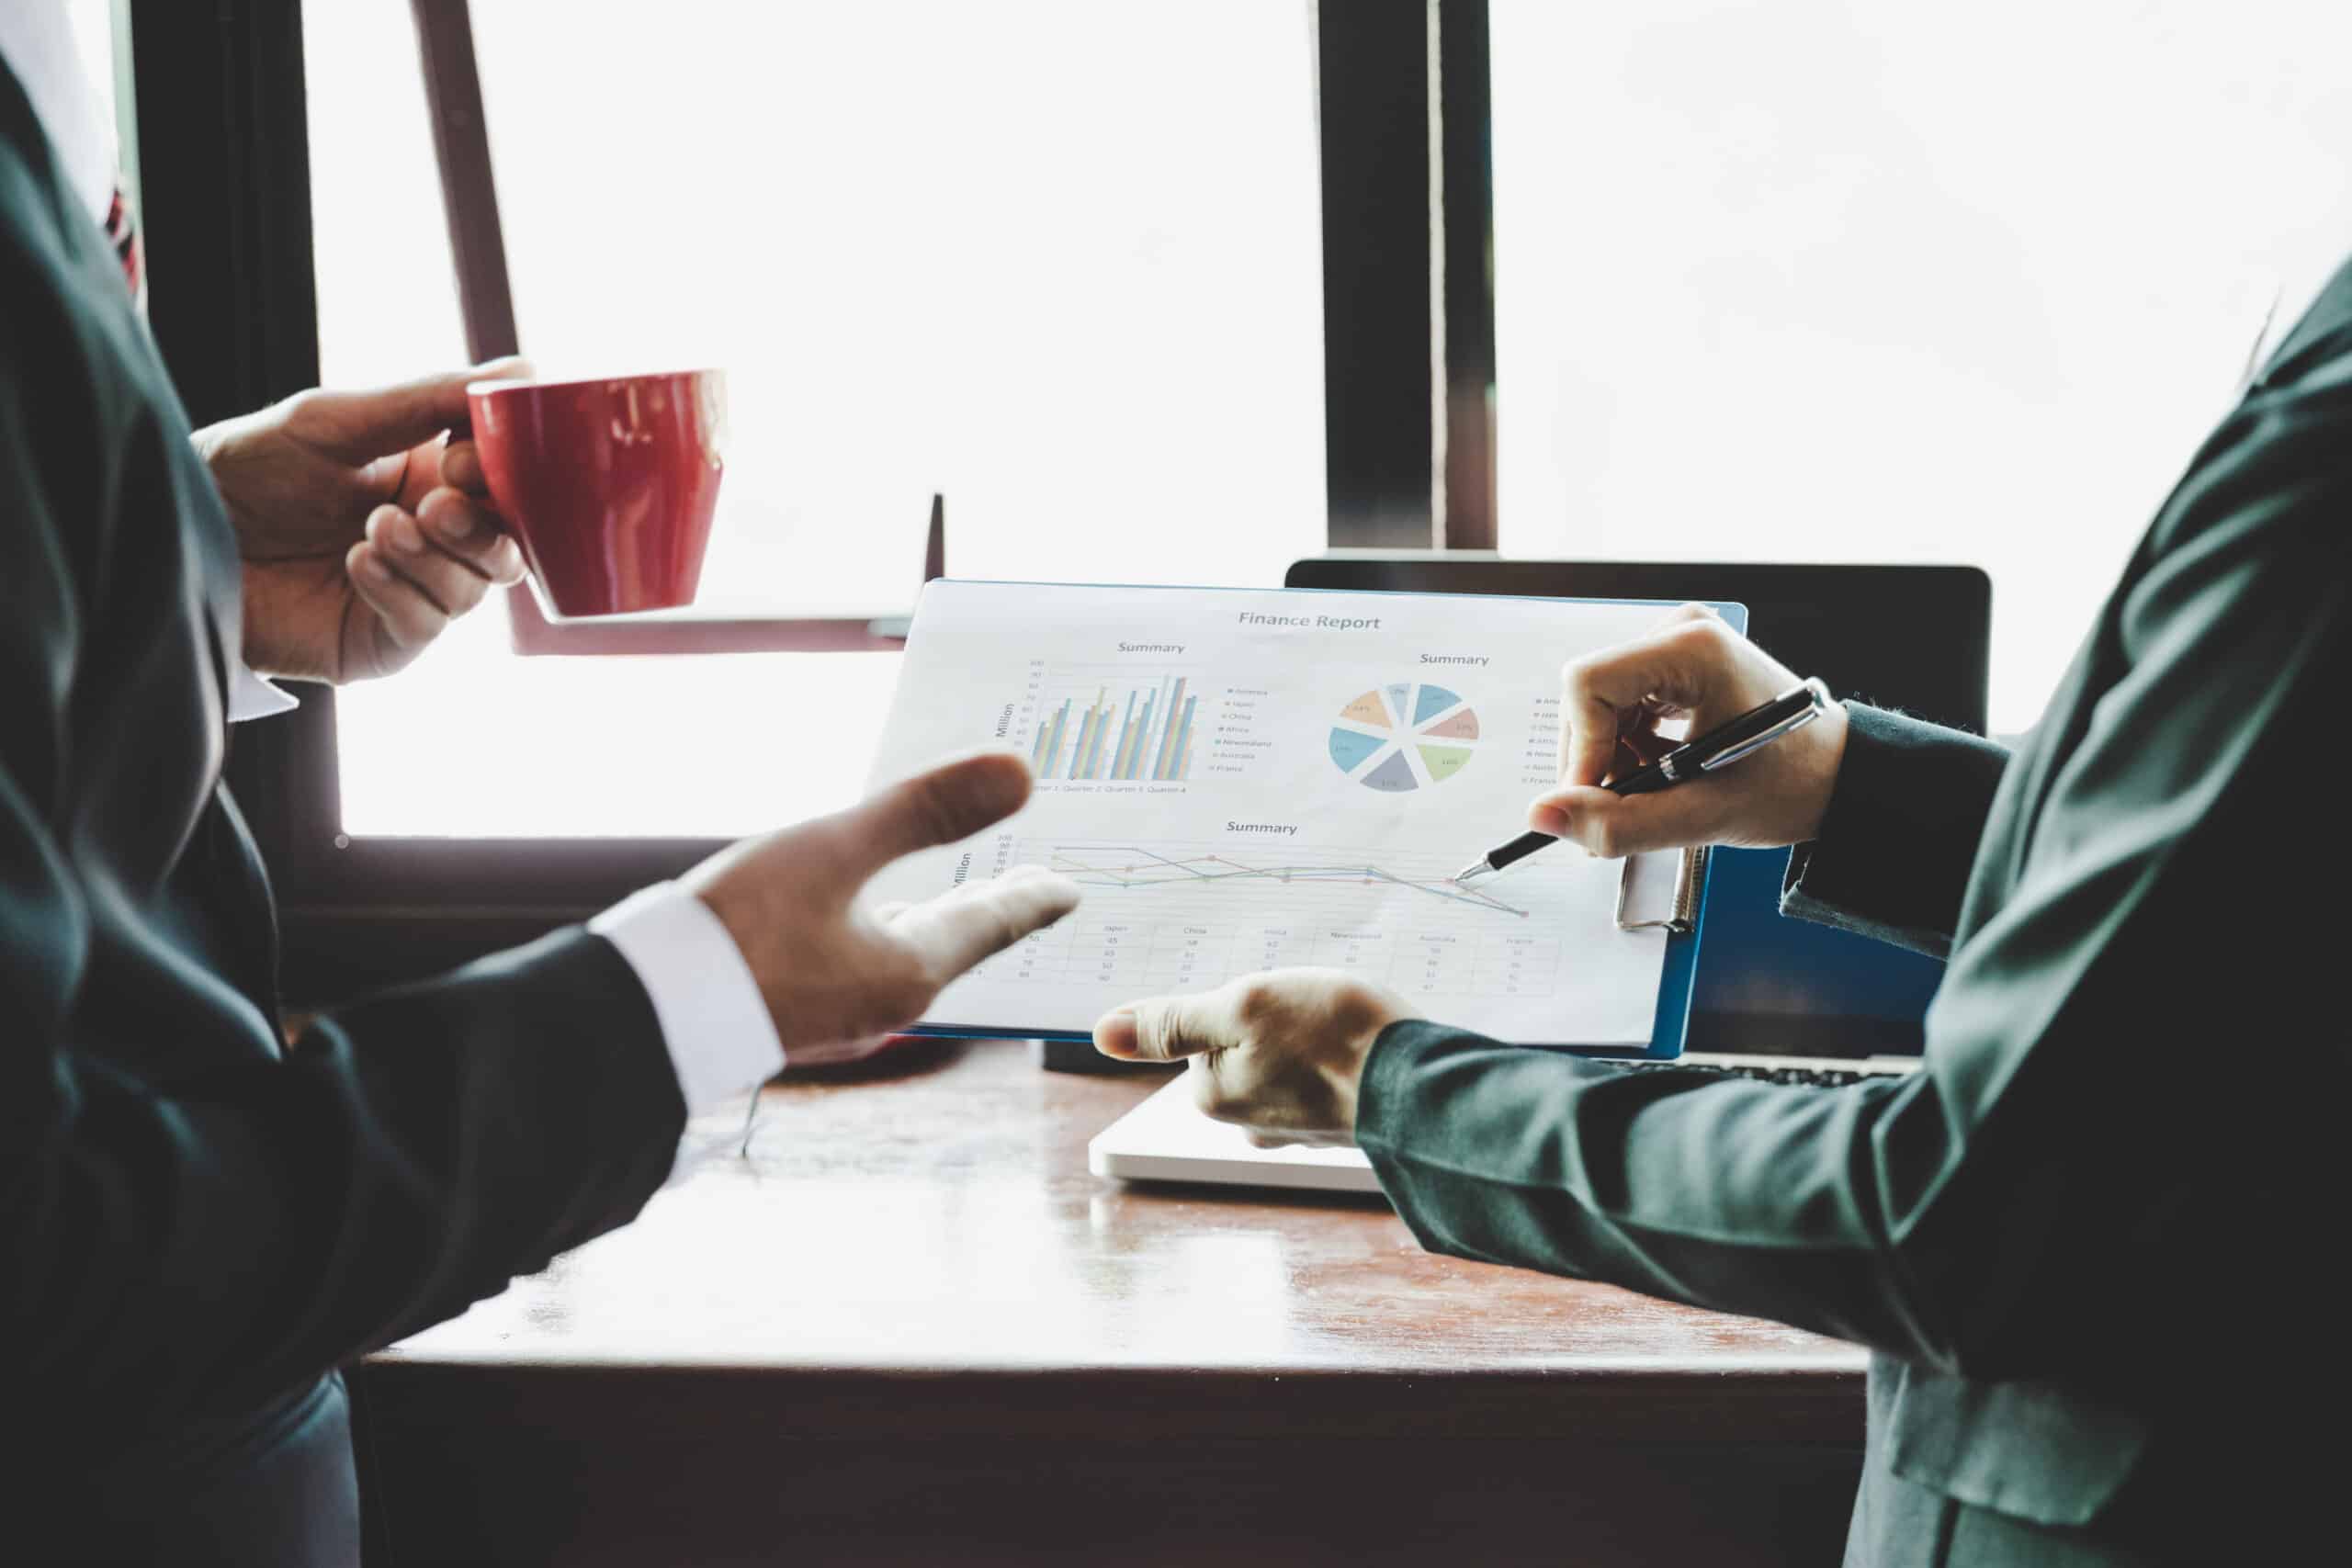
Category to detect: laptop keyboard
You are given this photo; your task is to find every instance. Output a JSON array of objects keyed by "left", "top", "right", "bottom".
[{"left": 1615, "top": 1059, "right": 1899, "bottom": 1089}]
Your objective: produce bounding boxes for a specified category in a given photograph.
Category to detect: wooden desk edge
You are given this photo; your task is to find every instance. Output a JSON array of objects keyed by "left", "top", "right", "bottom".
[{"left": 360, "top": 1357, "right": 1868, "bottom": 1446}]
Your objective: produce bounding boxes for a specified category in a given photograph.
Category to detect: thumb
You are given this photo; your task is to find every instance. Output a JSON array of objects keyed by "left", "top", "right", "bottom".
[
  {"left": 823, "top": 749, "right": 1035, "bottom": 888},
  {"left": 1526, "top": 781, "right": 1726, "bottom": 860},
  {"left": 1094, "top": 985, "right": 1242, "bottom": 1063},
  {"left": 296, "top": 355, "right": 533, "bottom": 467}
]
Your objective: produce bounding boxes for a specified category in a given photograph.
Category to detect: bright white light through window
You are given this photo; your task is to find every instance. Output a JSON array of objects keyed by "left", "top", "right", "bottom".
[
  {"left": 305, "top": 0, "right": 1325, "bottom": 836},
  {"left": 1491, "top": 0, "right": 2352, "bottom": 732}
]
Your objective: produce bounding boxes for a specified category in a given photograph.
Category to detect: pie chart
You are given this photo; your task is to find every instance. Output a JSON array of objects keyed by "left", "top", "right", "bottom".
[{"left": 1328, "top": 682, "right": 1480, "bottom": 792}]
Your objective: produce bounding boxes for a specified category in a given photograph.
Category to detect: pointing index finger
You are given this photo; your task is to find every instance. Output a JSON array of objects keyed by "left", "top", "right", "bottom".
[
  {"left": 1094, "top": 985, "right": 1240, "bottom": 1063},
  {"left": 296, "top": 355, "right": 534, "bottom": 466}
]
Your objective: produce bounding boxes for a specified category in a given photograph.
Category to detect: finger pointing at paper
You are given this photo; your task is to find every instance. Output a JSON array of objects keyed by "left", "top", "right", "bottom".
[{"left": 1094, "top": 969, "right": 1409, "bottom": 1147}]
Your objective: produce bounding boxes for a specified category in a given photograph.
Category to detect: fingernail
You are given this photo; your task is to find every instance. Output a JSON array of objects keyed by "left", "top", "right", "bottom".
[
  {"left": 439, "top": 506, "right": 479, "bottom": 540},
  {"left": 354, "top": 549, "right": 391, "bottom": 582},
  {"left": 386, "top": 516, "right": 426, "bottom": 555},
  {"left": 1094, "top": 1008, "right": 1138, "bottom": 1057},
  {"left": 1529, "top": 803, "right": 1569, "bottom": 836}
]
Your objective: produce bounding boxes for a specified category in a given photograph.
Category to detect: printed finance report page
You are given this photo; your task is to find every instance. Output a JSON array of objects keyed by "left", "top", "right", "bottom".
[{"left": 864, "top": 581, "right": 1689, "bottom": 1044}]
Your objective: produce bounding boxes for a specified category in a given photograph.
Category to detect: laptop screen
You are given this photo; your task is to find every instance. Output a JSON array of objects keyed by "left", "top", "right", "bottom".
[{"left": 1283, "top": 559, "right": 1992, "bottom": 1059}]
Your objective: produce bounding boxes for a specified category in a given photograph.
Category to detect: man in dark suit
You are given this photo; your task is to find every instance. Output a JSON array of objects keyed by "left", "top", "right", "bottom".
[
  {"left": 1098, "top": 259, "right": 2352, "bottom": 1560},
  {"left": 2, "top": 48, "right": 1077, "bottom": 1565}
]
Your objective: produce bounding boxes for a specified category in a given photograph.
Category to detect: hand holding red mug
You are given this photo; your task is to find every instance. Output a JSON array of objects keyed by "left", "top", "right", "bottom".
[{"left": 197, "top": 359, "right": 531, "bottom": 682}]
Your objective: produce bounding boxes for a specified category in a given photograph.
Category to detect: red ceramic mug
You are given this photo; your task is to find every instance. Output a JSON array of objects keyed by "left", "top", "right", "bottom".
[{"left": 466, "top": 368, "right": 728, "bottom": 617}]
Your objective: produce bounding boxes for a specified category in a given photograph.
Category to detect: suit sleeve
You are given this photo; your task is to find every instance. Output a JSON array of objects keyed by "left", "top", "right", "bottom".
[
  {"left": 1777, "top": 705, "right": 2011, "bottom": 958},
  {"left": 5, "top": 694, "right": 689, "bottom": 1420},
  {"left": 1, "top": 141, "right": 688, "bottom": 1421},
  {"left": 1359, "top": 370, "right": 2352, "bottom": 1388}
]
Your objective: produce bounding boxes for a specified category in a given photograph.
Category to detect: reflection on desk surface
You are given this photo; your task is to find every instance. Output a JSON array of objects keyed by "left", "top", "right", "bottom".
[{"left": 382, "top": 1039, "right": 1861, "bottom": 1378}]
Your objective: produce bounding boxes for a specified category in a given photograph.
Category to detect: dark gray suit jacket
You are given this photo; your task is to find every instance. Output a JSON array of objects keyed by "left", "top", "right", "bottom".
[
  {"left": 2, "top": 58, "right": 686, "bottom": 1564},
  {"left": 1359, "top": 264, "right": 2352, "bottom": 1565}
]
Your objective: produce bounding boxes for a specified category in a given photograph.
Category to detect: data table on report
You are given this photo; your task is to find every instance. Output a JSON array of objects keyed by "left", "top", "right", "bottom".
[{"left": 863, "top": 581, "right": 1697, "bottom": 1044}]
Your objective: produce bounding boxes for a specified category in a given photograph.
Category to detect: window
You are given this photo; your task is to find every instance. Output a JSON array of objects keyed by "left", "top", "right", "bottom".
[
  {"left": 306, "top": 0, "right": 1327, "bottom": 836},
  {"left": 1489, "top": 0, "right": 2352, "bottom": 731},
  {"left": 61, "top": 0, "right": 119, "bottom": 161}
]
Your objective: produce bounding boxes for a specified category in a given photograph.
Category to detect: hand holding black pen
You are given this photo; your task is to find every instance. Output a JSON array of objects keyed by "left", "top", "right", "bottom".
[{"left": 1456, "top": 677, "right": 1835, "bottom": 882}]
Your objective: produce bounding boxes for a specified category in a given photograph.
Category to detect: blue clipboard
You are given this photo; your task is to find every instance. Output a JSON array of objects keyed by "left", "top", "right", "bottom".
[{"left": 896, "top": 582, "right": 1745, "bottom": 1063}]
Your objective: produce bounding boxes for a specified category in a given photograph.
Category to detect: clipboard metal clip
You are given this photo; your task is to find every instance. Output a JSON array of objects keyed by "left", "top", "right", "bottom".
[{"left": 1614, "top": 846, "right": 1708, "bottom": 935}]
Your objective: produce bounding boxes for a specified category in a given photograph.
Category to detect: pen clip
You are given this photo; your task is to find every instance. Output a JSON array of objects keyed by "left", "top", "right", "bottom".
[{"left": 1695, "top": 677, "right": 1831, "bottom": 773}]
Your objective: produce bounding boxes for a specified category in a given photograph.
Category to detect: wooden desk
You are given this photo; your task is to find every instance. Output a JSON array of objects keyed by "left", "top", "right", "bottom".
[{"left": 361, "top": 1039, "right": 1867, "bottom": 1565}]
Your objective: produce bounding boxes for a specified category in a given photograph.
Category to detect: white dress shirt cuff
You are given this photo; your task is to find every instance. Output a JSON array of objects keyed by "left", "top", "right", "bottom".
[
  {"left": 227, "top": 662, "right": 300, "bottom": 722},
  {"left": 590, "top": 881, "right": 785, "bottom": 1116}
]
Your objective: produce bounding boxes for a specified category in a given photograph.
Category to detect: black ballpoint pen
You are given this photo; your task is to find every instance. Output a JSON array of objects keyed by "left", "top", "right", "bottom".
[{"left": 1453, "top": 677, "right": 1834, "bottom": 883}]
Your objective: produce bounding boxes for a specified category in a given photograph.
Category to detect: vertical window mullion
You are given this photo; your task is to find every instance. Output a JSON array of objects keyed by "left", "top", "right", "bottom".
[
  {"left": 1316, "top": 0, "right": 1436, "bottom": 550},
  {"left": 1315, "top": 0, "right": 1496, "bottom": 554},
  {"left": 410, "top": 0, "right": 517, "bottom": 362},
  {"left": 1436, "top": 0, "right": 1495, "bottom": 550}
]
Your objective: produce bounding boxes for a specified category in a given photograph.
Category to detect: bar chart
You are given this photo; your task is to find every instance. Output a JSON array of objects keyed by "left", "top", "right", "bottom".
[{"left": 1030, "top": 671, "right": 1202, "bottom": 783}]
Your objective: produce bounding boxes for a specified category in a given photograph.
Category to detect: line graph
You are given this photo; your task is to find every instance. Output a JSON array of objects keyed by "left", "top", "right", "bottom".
[
  {"left": 1040, "top": 841, "right": 1530, "bottom": 918},
  {"left": 967, "top": 834, "right": 1603, "bottom": 1010}
]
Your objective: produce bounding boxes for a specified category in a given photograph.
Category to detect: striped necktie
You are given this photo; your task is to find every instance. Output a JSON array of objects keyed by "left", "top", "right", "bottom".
[{"left": 104, "top": 177, "right": 144, "bottom": 313}]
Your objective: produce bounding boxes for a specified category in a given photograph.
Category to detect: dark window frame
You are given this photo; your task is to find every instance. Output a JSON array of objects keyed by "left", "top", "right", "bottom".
[{"left": 139, "top": 0, "right": 1495, "bottom": 1000}]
